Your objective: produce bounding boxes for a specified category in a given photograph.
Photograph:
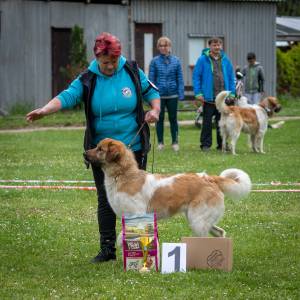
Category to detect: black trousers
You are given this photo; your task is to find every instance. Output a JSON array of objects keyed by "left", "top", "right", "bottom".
[
  {"left": 91, "top": 150, "right": 147, "bottom": 249},
  {"left": 200, "top": 102, "right": 222, "bottom": 149}
]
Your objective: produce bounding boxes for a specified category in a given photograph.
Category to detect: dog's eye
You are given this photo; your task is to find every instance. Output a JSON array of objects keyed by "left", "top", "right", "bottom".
[{"left": 97, "top": 146, "right": 102, "bottom": 152}]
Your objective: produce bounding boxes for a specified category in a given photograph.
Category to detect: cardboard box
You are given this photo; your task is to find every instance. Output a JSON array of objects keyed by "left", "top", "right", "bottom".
[{"left": 181, "top": 237, "right": 233, "bottom": 272}]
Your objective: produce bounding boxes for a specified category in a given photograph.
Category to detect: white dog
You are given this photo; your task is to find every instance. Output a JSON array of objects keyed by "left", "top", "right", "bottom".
[
  {"left": 216, "top": 91, "right": 282, "bottom": 155},
  {"left": 84, "top": 138, "right": 251, "bottom": 238}
]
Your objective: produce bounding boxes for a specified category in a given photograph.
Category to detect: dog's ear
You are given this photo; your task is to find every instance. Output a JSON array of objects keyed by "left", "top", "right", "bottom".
[{"left": 106, "top": 142, "right": 121, "bottom": 163}]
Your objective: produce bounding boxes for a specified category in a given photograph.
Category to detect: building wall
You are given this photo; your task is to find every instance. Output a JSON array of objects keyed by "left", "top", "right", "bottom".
[
  {"left": 132, "top": 0, "right": 277, "bottom": 95},
  {"left": 0, "top": 0, "right": 277, "bottom": 110},
  {"left": 0, "top": 0, "right": 128, "bottom": 109}
]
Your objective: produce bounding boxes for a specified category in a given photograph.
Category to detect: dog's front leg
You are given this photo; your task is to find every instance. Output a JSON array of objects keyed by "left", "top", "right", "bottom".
[{"left": 258, "top": 135, "right": 266, "bottom": 154}]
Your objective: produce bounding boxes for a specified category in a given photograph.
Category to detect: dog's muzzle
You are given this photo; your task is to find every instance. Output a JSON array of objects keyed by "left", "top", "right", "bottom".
[{"left": 274, "top": 105, "right": 282, "bottom": 113}]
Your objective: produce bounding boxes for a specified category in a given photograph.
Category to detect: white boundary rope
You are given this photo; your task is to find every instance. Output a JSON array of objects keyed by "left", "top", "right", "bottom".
[{"left": 0, "top": 179, "right": 299, "bottom": 186}]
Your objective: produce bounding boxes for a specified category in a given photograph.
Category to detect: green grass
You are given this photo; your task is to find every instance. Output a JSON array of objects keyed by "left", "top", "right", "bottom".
[{"left": 1, "top": 121, "right": 300, "bottom": 299}]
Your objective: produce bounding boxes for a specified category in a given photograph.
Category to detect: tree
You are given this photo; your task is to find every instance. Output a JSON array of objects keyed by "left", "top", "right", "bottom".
[
  {"left": 277, "top": 0, "right": 300, "bottom": 16},
  {"left": 277, "top": 45, "right": 300, "bottom": 96},
  {"left": 60, "top": 25, "right": 88, "bottom": 84}
]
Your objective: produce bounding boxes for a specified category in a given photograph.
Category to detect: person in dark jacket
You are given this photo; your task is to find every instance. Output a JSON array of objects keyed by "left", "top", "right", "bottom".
[
  {"left": 149, "top": 36, "right": 184, "bottom": 152},
  {"left": 192, "top": 37, "right": 235, "bottom": 152},
  {"left": 242, "top": 52, "right": 265, "bottom": 104},
  {"left": 26, "top": 32, "right": 160, "bottom": 263}
]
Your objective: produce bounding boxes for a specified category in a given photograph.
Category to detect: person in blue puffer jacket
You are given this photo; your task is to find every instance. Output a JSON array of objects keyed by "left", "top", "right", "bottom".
[
  {"left": 193, "top": 37, "right": 235, "bottom": 152},
  {"left": 149, "top": 36, "right": 184, "bottom": 152}
]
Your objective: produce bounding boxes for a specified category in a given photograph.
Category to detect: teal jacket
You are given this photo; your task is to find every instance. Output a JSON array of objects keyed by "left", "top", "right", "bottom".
[
  {"left": 57, "top": 56, "right": 159, "bottom": 151},
  {"left": 192, "top": 48, "right": 235, "bottom": 102}
]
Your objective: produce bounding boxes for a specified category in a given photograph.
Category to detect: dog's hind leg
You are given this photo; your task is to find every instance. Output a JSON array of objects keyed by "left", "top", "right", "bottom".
[
  {"left": 187, "top": 202, "right": 224, "bottom": 237},
  {"left": 230, "top": 132, "right": 240, "bottom": 155},
  {"left": 250, "top": 134, "right": 258, "bottom": 152},
  {"left": 210, "top": 225, "right": 226, "bottom": 237},
  {"left": 222, "top": 134, "right": 228, "bottom": 153}
]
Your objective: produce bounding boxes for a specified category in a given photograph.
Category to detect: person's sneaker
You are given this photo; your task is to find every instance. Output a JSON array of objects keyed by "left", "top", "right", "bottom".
[
  {"left": 157, "top": 143, "right": 164, "bottom": 151},
  {"left": 90, "top": 248, "right": 116, "bottom": 263},
  {"left": 172, "top": 143, "right": 179, "bottom": 152}
]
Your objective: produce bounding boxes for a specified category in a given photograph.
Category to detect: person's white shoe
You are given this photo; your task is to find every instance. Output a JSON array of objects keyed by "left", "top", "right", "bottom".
[
  {"left": 157, "top": 143, "right": 164, "bottom": 151},
  {"left": 172, "top": 143, "right": 179, "bottom": 152}
]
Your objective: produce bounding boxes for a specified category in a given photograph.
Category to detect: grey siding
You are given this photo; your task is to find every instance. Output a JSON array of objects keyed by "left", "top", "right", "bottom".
[
  {"left": 132, "top": 0, "right": 276, "bottom": 96},
  {"left": 0, "top": 0, "right": 278, "bottom": 110},
  {"left": 0, "top": 0, "right": 128, "bottom": 109}
]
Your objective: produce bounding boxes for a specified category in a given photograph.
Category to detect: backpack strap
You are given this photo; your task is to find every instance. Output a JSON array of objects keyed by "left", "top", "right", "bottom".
[{"left": 124, "top": 60, "right": 151, "bottom": 156}]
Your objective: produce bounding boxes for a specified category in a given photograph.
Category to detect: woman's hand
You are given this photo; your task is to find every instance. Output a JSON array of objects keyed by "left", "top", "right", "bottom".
[
  {"left": 26, "top": 108, "right": 46, "bottom": 122},
  {"left": 145, "top": 109, "right": 160, "bottom": 123},
  {"left": 26, "top": 98, "right": 62, "bottom": 123}
]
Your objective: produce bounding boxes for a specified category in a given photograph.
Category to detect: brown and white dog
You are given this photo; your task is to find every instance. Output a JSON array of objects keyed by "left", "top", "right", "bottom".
[
  {"left": 216, "top": 91, "right": 281, "bottom": 155},
  {"left": 84, "top": 138, "right": 251, "bottom": 238}
]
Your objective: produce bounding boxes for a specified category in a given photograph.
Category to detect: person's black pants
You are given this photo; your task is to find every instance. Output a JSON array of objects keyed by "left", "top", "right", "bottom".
[
  {"left": 156, "top": 97, "right": 179, "bottom": 144},
  {"left": 91, "top": 150, "right": 147, "bottom": 250},
  {"left": 200, "top": 102, "right": 222, "bottom": 149}
]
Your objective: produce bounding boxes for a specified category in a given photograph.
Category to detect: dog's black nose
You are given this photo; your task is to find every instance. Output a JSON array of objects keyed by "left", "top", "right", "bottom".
[{"left": 275, "top": 105, "right": 282, "bottom": 113}]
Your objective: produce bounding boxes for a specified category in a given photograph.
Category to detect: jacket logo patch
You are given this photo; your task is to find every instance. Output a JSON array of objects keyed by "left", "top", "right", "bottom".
[{"left": 122, "top": 87, "right": 132, "bottom": 98}]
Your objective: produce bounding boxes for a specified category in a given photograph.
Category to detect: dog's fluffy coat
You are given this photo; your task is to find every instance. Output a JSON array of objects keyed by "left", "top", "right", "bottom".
[
  {"left": 85, "top": 138, "right": 251, "bottom": 237},
  {"left": 216, "top": 91, "right": 281, "bottom": 155}
]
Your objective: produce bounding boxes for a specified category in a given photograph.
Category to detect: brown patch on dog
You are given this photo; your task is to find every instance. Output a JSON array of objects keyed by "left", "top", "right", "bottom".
[
  {"left": 148, "top": 174, "right": 224, "bottom": 216},
  {"left": 117, "top": 169, "right": 146, "bottom": 195},
  {"left": 227, "top": 107, "right": 260, "bottom": 132}
]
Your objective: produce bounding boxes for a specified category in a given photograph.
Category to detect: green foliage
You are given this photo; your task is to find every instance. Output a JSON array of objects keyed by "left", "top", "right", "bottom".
[
  {"left": 288, "top": 44, "right": 300, "bottom": 96},
  {"left": 60, "top": 25, "right": 88, "bottom": 84},
  {"left": 277, "top": 44, "right": 300, "bottom": 96},
  {"left": 9, "top": 102, "right": 34, "bottom": 115},
  {"left": 277, "top": 0, "right": 300, "bottom": 16},
  {"left": 0, "top": 123, "right": 300, "bottom": 299}
]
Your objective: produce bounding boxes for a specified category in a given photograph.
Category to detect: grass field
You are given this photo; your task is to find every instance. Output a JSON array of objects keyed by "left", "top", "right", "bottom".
[{"left": 0, "top": 112, "right": 300, "bottom": 298}]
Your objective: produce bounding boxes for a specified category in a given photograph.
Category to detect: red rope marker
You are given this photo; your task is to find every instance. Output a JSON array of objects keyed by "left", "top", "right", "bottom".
[{"left": 0, "top": 185, "right": 96, "bottom": 191}]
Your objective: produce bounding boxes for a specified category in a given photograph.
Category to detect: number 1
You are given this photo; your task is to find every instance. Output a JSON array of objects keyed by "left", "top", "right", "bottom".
[{"left": 168, "top": 246, "right": 180, "bottom": 271}]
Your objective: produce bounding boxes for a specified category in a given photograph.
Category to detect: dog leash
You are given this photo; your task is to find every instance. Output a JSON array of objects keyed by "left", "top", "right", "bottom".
[
  {"left": 127, "top": 121, "right": 146, "bottom": 149},
  {"left": 127, "top": 121, "right": 156, "bottom": 174}
]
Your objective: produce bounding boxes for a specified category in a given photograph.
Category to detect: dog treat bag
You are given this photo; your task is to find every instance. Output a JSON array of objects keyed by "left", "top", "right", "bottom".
[{"left": 122, "top": 213, "right": 159, "bottom": 272}]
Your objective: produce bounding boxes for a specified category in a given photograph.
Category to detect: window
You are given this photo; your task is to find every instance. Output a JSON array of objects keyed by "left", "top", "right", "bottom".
[
  {"left": 188, "top": 35, "right": 224, "bottom": 66},
  {"left": 188, "top": 37, "right": 206, "bottom": 66}
]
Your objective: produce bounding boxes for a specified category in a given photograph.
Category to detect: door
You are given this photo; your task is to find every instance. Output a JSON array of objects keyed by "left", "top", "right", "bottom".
[
  {"left": 134, "top": 23, "right": 162, "bottom": 75},
  {"left": 51, "top": 28, "right": 71, "bottom": 97}
]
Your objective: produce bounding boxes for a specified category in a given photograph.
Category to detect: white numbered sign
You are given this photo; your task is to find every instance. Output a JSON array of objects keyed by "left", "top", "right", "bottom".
[{"left": 161, "top": 243, "right": 186, "bottom": 274}]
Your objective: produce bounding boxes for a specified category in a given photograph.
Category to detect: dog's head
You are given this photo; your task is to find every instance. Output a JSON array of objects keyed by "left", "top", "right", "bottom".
[
  {"left": 260, "top": 96, "right": 281, "bottom": 116},
  {"left": 83, "top": 138, "right": 128, "bottom": 169}
]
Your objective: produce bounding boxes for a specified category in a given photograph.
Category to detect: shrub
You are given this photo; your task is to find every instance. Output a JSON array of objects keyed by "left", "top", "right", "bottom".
[
  {"left": 60, "top": 25, "right": 88, "bottom": 84},
  {"left": 277, "top": 44, "right": 300, "bottom": 96}
]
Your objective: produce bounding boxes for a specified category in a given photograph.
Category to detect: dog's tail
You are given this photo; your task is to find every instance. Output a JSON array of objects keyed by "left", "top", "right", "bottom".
[
  {"left": 215, "top": 91, "right": 231, "bottom": 113},
  {"left": 215, "top": 168, "right": 251, "bottom": 200}
]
